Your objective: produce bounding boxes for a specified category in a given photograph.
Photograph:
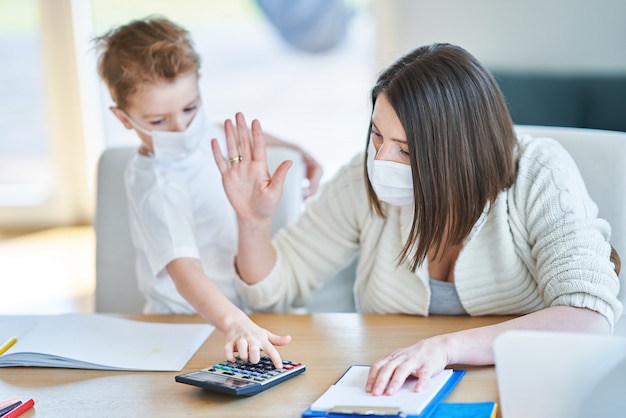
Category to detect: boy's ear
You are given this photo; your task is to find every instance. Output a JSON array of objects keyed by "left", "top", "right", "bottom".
[{"left": 110, "top": 106, "right": 134, "bottom": 130}]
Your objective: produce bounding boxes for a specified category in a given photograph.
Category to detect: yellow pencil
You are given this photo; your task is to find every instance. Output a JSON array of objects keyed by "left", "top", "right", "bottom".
[{"left": 0, "top": 337, "right": 17, "bottom": 356}]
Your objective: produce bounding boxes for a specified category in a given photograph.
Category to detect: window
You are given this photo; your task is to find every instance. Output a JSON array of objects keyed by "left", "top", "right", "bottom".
[
  {"left": 0, "top": 0, "right": 375, "bottom": 230},
  {"left": 0, "top": 0, "right": 53, "bottom": 213}
]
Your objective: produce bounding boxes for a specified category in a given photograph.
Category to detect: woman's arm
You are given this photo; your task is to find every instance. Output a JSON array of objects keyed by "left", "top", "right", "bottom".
[
  {"left": 212, "top": 113, "right": 290, "bottom": 283},
  {"left": 366, "top": 306, "right": 609, "bottom": 396},
  {"left": 167, "top": 257, "right": 291, "bottom": 367},
  {"left": 213, "top": 113, "right": 363, "bottom": 297}
]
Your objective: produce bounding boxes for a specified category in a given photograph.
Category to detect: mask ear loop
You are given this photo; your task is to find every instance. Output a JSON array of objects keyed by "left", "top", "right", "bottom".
[
  {"left": 114, "top": 107, "right": 153, "bottom": 136},
  {"left": 111, "top": 107, "right": 154, "bottom": 156}
]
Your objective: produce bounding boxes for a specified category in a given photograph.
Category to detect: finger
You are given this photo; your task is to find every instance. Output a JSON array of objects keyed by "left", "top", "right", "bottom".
[
  {"left": 211, "top": 138, "right": 229, "bottom": 174},
  {"left": 235, "top": 112, "right": 252, "bottom": 163},
  {"left": 235, "top": 337, "right": 249, "bottom": 361},
  {"left": 248, "top": 344, "right": 261, "bottom": 364},
  {"left": 384, "top": 363, "right": 414, "bottom": 396},
  {"left": 250, "top": 119, "right": 267, "bottom": 164},
  {"left": 366, "top": 357, "right": 392, "bottom": 395},
  {"left": 269, "top": 160, "right": 293, "bottom": 194},
  {"left": 262, "top": 341, "right": 284, "bottom": 369},
  {"left": 223, "top": 340, "right": 237, "bottom": 363},
  {"left": 370, "top": 360, "right": 402, "bottom": 396},
  {"left": 365, "top": 362, "right": 382, "bottom": 393},
  {"left": 223, "top": 119, "right": 240, "bottom": 163},
  {"left": 304, "top": 153, "right": 323, "bottom": 197},
  {"left": 268, "top": 332, "right": 292, "bottom": 347},
  {"left": 413, "top": 366, "right": 435, "bottom": 392}
]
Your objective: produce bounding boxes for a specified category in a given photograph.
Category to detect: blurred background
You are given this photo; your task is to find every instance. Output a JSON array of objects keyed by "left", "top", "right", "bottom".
[{"left": 1, "top": 0, "right": 625, "bottom": 314}]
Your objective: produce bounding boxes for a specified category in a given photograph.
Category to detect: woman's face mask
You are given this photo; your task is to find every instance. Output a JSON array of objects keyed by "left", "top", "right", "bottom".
[
  {"left": 366, "top": 140, "right": 414, "bottom": 206},
  {"left": 123, "top": 109, "right": 207, "bottom": 160}
]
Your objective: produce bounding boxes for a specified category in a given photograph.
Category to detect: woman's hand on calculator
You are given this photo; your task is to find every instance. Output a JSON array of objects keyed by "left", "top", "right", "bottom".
[{"left": 223, "top": 313, "right": 292, "bottom": 369}]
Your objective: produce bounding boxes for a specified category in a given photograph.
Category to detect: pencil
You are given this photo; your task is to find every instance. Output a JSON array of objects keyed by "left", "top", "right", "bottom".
[{"left": 0, "top": 337, "right": 17, "bottom": 356}]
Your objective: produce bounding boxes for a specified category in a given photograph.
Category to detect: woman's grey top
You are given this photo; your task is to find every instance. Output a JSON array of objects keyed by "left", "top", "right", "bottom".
[{"left": 428, "top": 279, "right": 468, "bottom": 315}]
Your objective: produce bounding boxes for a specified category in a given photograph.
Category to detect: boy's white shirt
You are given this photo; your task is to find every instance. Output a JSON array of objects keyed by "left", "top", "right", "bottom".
[{"left": 125, "top": 122, "right": 242, "bottom": 313}]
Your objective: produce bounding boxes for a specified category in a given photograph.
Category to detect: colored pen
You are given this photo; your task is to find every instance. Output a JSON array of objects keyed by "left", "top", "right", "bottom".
[
  {"left": 0, "top": 337, "right": 17, "bottom": 356},
  {"left": 0, "top": 401, "right": 22, "bottom": 416},
  {"left": 0, "top": 398, "right": 20, "bottom": 409},
  {"left": 2, "top": 398, "right": 34, "bottom": 418}
]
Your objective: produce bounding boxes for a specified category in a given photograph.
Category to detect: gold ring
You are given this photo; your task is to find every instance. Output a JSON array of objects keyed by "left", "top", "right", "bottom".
[{"left": 229, "top": 155, "right": 242, "bottom": 163}]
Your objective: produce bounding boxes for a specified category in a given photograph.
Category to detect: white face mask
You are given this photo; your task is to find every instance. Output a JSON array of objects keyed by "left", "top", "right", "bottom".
[
  {"left": 366, "top": 141, "right": 414, "bottom": 206},
  {"left": 123, "top": 109, "right": 207, "bottom": 160}
]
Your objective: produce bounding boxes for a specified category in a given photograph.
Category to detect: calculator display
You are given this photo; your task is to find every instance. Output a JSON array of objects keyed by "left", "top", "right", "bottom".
[{"left": 183, "top": 371, "right": 254, "bottom": 388}]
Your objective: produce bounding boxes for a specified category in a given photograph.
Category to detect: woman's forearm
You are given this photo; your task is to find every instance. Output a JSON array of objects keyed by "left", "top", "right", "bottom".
[
  {"left": 367, "top": 306, "right": 610, "bottom": 395},
  {"left": 235, "top": 218, "right": 277, "bottom": 284},
  {"left": 445, "top": 306, "right": 611, "bottom": 366}
]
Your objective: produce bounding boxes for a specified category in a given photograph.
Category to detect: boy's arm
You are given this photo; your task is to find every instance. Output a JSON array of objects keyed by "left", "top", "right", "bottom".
[{"left": 166, "top": 257, "right": 290, "bottom": 367}]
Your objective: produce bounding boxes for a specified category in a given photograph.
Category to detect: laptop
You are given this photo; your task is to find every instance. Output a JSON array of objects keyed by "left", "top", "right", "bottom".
[{"left": 494, "top": 329, "right": 626, "bottom": 418}]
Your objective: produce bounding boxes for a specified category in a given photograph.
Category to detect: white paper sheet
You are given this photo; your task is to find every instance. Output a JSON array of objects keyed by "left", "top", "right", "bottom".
[{"left": 310, "top": 365, "right": 453, "bottom": 415}]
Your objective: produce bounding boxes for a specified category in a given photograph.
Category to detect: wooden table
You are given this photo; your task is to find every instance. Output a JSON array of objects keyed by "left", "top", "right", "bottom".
[{"left": 0, "top": 313, "right": 512, "bottom": 417}]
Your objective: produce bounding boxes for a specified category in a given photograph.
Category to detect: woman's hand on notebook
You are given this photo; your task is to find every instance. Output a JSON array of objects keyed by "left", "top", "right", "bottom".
[{"left": 365, "top": 335, "right": 450, "bottom": 396}]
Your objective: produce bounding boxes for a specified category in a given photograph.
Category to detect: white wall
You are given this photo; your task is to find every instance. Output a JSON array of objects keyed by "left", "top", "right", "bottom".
[{"left": 374, "top": 0, "right": 626, "bottom": 73}]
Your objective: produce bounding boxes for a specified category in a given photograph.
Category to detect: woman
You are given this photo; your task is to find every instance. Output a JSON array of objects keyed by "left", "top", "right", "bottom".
[{"left": 212, "top": 43, "right": 622, "bottom": 395}]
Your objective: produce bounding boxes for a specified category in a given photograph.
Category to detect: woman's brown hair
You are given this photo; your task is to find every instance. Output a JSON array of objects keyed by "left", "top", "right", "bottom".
[
  {"left": 365, "top": 43, "right": 518, "bottom": 272},
  {"left": 93, "top": 16, "right": 200, "bottom": 110}
]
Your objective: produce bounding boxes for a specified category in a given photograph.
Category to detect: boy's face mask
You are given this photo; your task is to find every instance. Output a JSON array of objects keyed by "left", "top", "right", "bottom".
[
  {"left": 122, "top": 108, "right": 207, "bottom": 160},
  {"left": 366, "top": 140, "right": 414, "bottom": 206}
]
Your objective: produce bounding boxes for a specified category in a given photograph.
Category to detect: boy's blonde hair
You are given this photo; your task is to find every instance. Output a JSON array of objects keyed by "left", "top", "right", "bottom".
[{"left": 94, "top": 16, "right": 200, "bottom": 110}]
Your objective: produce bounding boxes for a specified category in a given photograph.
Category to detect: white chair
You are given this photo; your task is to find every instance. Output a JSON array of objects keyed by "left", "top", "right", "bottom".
[
  {"left": 94, "top": 146, "right": 305, "bottom": 313},
  {"left": 514, "top": 125, "right": 626, "bottom": 307}
]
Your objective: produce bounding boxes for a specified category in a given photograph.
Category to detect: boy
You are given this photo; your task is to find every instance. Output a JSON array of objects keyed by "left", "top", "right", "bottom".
[{"left": 93, "top": 16, "right": 321, "bottom": 367}]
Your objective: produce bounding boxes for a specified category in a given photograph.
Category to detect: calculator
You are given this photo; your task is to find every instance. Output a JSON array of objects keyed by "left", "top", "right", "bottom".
[{"left": 175, "top": 355, "right": 306, "bottom": 396}]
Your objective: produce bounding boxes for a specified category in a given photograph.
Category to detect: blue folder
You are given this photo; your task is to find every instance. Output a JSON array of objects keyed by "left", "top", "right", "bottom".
[{"left": 430, "top": 402, "right": 497, "bottom": 418}]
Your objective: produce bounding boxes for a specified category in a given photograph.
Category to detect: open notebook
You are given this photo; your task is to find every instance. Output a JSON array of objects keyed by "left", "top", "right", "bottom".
[{"left": 0, "top": 314, "right": 213, "bottom": 371}]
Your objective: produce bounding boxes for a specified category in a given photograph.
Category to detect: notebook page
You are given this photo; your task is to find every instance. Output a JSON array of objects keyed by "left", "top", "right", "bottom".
[
  {"left": 311, "top": 365, "right": 453, "bottom": 415},
  {"left": 0, "top": 314, "right": 213, "bottom": 371}
]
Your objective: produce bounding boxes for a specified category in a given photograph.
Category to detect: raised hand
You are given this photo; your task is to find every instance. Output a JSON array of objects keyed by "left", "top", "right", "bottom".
[{"left": 212, "top": 112, "right": 292, "bottom": 223}]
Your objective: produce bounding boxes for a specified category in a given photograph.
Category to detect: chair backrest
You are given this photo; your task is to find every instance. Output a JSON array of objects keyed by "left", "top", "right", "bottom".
[
  {"left": 95, "top": 147, "right": 139, "bottom": 313},
  {"left": 94, "top": 146, "right": 304, "bottom": 313},
  {"left": 514, "top": 125, "right": 626, "bottom": 307}
]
